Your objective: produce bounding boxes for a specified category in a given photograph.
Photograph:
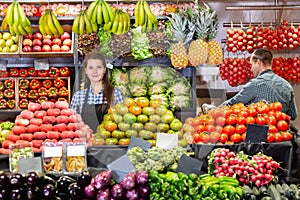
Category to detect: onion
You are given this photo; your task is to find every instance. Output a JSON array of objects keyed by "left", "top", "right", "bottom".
[
  {"left": 126, "top": 189, "right": 139, "bottom": 200},
  {"left": 136, "top": 171, "right": 148, "bottom": 185},
  {"left": 84, "top": 184, "right": 97, "bottom": 199}
]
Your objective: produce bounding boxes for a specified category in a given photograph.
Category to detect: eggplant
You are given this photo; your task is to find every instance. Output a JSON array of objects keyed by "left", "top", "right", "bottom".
[
  {"left": 68, "top": 182, "right": 84, "bottom": 199},
  {"left": 0, "top": 188, "right": 8, "bottom": 199},
  {"left": 26, "top": 186, "right": 40, "bottom": 200},
  {"left": 10, "top": 188, "right": 24, "bottom": 200},
  {"left": 0, "top": 173, "right": 9, "bottom": 188},
  {"left": 77, "top": 170, "right": 92, "bottom": 188},
  {"left": 126, "top": 188, "right": 139, "bottom": 200},
  {"left": 120, "top": 172, "right": 136, "bottom": 190},
  {"left": 136, "top": 171, "right": 148, "bottom": 185},
  {"left": 94, "top": 170, "right": 113, "bottom": 190},
  {"left": 56, "top": 176, "right": 76, "bottom": 193},
  {"left": 42, "top": 184, "right": 55, "bottom": 199},
  {"left": 96, "top": 188, "right": 110, "bottom": 200},
  {"left": 110, "top": 183, "right": 125, "bottom": 198},
  {"left": 84, "top": 184, "right": 97, "bottom": 199},
  {"left": 9, "top": 173, "right": 24, "bottom": 188},
  {"left": 25, "top": 171, "right": 40, "bottom": 186},
  {"left": 41, "top": 175, "right": 56, "bottom": 187}
]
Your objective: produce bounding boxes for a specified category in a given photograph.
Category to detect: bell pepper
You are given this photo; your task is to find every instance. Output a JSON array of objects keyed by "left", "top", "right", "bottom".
[
  {"left": 29, "top": 79, "right": 42, "bottom": 90},
  {"left": 49, "top": 98, "right": 57, "bottom": 102},
  {"left": 38, "top": 96, "right": 48, "bottom": 104},
  {"left": 53, "top": 78, "right": 66, "bottom": 88},
  {"left": 4, "top": 79, "right": 15, "bottom": 89},
  {"left": 19, "top": 99, "right": 28, "bottom": 109},
  {"left": 0, "top": 81, "right": 4, "bottom": 91},
  {"left": 38, "top": 87, "right": 48, "bottom": 96},
  {"left": 4, "top": 89, "right": 15, "bottom": 99},
  {"left": 28, "top": 67, "right": 37, "bottom": 77},
  {"left": 0, "top": 70, "right": 9, "bottom": 78},
  {"left": 9, "top": 68, "right": 19, "bottom": 77},
  {"left": 0, "top": 91, "right": 3, "bottom": 99},
  {"left": 58, "top": 87, "right": 69, "bottom": 97},
  {"left": 19, "top": 89, "right": 28, "bottom": 99},
  {"left": 38, "top": 69, "right": 49, "bottom": 77},
  {"left": 42, "top": 79, "right": 53, "bottom": 89},
  {"left": 19, "top": 68, "right": 28, "bottom": 77},
  {"left": 49, "top": 67, "right": 60, "bottom": 78},
  {"left": 48, "top": 87, "right": 58, "bottom": 98},
  {"left": 28, "top": 89, "right": 38, "bottom": 99},
  {"left": 0, "top": 99, "right": 7, "bottom": 109},
  {"left": 57, "top": 97, "right": 68, "bottom": 102},
  {"left": 218, "top": 176, "right": 239, "bottom": 187},
  {"left": 19, "top": 79, "right": 30, "bottom": 89},
  {"left": 219, "top": 184, "right": 239, "bottom": 200},
  {"left": 7, "top": 100, "right": 15, "bottom": 109},
  {"left": 59, "top": 67, "right": 70, "bottom": 77}
]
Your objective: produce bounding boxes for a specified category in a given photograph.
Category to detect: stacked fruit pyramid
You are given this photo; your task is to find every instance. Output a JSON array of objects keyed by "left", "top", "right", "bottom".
[{"left": 0, "top": 101, "right": 92, "bottom": 154}]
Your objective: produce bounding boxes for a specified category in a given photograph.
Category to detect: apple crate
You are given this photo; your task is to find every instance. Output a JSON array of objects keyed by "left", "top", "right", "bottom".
[
  {"left": 19, "top": 31, "right": 74, "bottom": 58},
  {"left": 0, "top": 32, "right": 21, "bottom": 58}
]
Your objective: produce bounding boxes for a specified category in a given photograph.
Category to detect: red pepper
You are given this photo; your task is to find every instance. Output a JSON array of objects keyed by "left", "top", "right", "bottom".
[
  {"left": 58, "top": 97, "right": 68, "bottom": 102},
  {"left": 19, "top": 68, "right": 28, "bottom": 77},
  {"left": 4, "top": 89, "right": 15, "bottom": 99},
  {"left": 0, "top": 70, "right": 9, "bottom": 78},
  {"left": 4, "top": 79, "right": 15, "bottom": 89},
  {"left": 29, "top": 79, "right": 42, "bottom": 90},
  {"left": 28, "top": 89, "right": 38, "bottom": 99},
  {"left": 58, "top": 87, "right": 69, "bottom": 97},
  {"left": 49, "top": 98, "right": 57, "bottom": 103},
  {"left": 19, "top": 99, "right": 28, "bottom": 109},
  {"left": 53, "top": 78, "right": 66, "bottom": 88},
  {"left": 0, "top": 99, "right": 7, "bottom": 109},
  {"left": 48, "top": 87, "right": 58, "bottom": 98},
  {"left": 42, "top": 79, "right": 53, "bottom": 89},
  {"left": 9, "top": 68, "right": 19, "bottom": 77},
  {"left": 59, "top": 67, "right": 70, "bottom": 77},
  {"left": 7, "top": 100, "right": 15, "bottom": 109},
  {"left": 28, "top": 67, "right": 37, "bottom": 77},
  {"left": 19, "top": 89, "right": 28, "bottom": 99},
  {"left": 19, "top": 79, "right": 30, "bottom": 89},
  {"left": 0, "top": 81, "right": 4, "bottom": 91},
  {"left": 49, "top": 67, "right": 60, "bottom": 78},
  {"left": 38, "top": 87, "right": 48, "bottom": 96},
  {"left": 0, "top": 91, "right": 3, "bottom": 99},
  {"left": 38, "top": 69, "right": 49, "bottom": 77},
  {"left": 38, "top": 96, "right": 48, "bottom": 104}
]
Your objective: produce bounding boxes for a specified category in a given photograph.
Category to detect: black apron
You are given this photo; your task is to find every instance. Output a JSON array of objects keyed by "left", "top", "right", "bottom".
[{"left": 81, "top": 89, "right": 109, "bottom": 133}]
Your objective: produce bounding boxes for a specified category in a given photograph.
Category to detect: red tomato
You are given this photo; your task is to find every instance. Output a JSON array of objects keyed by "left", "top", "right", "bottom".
[
  {"left": 215, "top": 126, "right": 223, "bottom": 133},
  {"left": 270, "top": 102, "right": 282, "bottom": 111},
  {"left": 277, "top": 120, "right": 289, "bottom": 131},
  {"left": 255, "top": 116, "right": 266, "bottom": 125},
  {"left": 230, "top": 133, "right": 242, "bottom": 143},
  {"left": 239, "top": 110, "right": 249, "bottom": 118},
  {"left": 266, "top": 115, "right": 277, "bottom": 125},
  {"left": 216, "top": 116, "right": 226, "bottom": 126},
  {"left": 236, "top": 116, "right": 246, "bottom": 125},
  {"left": 268, "top": 125, "right": 278, "bottom": 133},
  {"left": 193, "top": 133, "right": 201, "bottom": 143},
  {"left": 235, "top": 124, "right": 247, "bottom": 134},
  {"left": 223, "top": 109, "right": 232, "bottom": 118},
  {"left": 226, "top": 115, "right": 237, "bottom": 125},
  {"left": 257, "top": 104, "right": 270, "bottom": 114},
  {"left": 245, "top": 116, "right": 255, "bottom": 124},
  {"left": 199, "top": 133, "right": 210, "bottom": 143},
  {"left": 222, "top": 125, "right": 235, "bottom": 136},
  {"left": 241, "top": 133, "right": 246, "bottom": 141},
  {"left": 247, "top": 107, "right": 257, "bottom": 117},
  {"left": 281, "top": 131, "right": 293, "bottom": 141},
  {"left": 274, "top": 132, "right": 283, "bottom": 142},
  {"left": 267, "top": 133, "right": 275, "bottom": 143},
  {"left": 209, "top": 132, "right": 220, "bottom": 143},
  {"left": 274, "top": 111, "right": 284, "bottom": 121},
  {"left": 219, "top": 133, "right": 229, "bottom": 143},
  {"left": 206, "top": 124, "right": 216, "bottom": 133},
  {"left": 196, "top": 125, "right": 206, "bottom": 133}
]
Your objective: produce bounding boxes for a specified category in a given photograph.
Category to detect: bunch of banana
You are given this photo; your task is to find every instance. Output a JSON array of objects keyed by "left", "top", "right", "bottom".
[
  {"left": 86, "top": 0, "right": 114, "bottom": 26},
  {"left": 134, "top": 0, "right": 158, "bottom": 32},
  {"left": 39, "top": 10, "right": 64, "bottom": 36},
  {"left": 2, "top": 1, "right": 33, "bottom": 36},
  {"left": 72, "top": 10, "right": 98, "bottom": 35},
  {"left": 104, "top": 9, "right": 130, "bottom": 35}
]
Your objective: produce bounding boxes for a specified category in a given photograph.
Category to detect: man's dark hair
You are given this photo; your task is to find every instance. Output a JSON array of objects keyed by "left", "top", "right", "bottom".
[{"left": 251, "top": 49, "right": 273, "bottom": 66}]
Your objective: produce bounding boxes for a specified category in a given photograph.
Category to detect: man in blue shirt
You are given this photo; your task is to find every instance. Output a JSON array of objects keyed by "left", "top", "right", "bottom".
[{"left": 221, "top": 49, "right": 298, "bottom": 120}]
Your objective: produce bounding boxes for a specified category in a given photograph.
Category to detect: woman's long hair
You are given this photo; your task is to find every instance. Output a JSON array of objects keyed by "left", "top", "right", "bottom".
[{"left": 83, "top": 50, "right": 114, "bottom": 110}]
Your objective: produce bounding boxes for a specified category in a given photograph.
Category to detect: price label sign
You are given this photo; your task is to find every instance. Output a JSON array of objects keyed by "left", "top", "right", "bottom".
[
  {"left": 18, "top": 157, "right": 43, "bottom": 174},
  {"left": 246, "top": 124, "right": 269, "bottom": 143},
  {"left": 34, "top": 59, "right": 49, "bottom": 70},
  {"left": 0, "top": 60, "right": 7, "bottom": 70}
]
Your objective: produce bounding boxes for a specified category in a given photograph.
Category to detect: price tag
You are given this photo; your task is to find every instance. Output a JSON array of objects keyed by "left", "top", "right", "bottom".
[
  {"left": 67, "top": 145, "right": 86, "bottom": 157},
  {"left": 43, "top": 146, "right": 63, "bottom": 158},
  {"left": 34, "top": 59, "right": 49, "bottom": 70},
  {"left": 246, "top": 124, "right": 269, "bottom": 143},
  {"left": 176, "top": 154, "right": 203, "bottom": 175},
  {"left": 128, "top": 136, "right": 152, "bottom": 151},
  {"left": 18, "top": 157, "right": 43, "bottom": 175},
  {"left": 156, "top": 133, "right": 178, "bottom": 149},
  {"left": 0, "top": 60, "right": 7, "bottom": 70}
]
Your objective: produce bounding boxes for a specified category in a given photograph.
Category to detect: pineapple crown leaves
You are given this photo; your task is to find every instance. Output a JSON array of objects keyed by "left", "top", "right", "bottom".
[{"left": 167, "top": 13, "right": 191, "bottom": 44}]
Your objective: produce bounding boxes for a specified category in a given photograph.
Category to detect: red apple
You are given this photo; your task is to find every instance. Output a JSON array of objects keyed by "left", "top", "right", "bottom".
[
  {"left": 33, "top": 39, "right": 42, "bottom": 46},
  {"left": 51, "top": 44, "right": 61, "bottom": 52},
  {"left": 52, "top": 38, "right": 62, "bottom": 46},
  {"left": 42, "top": 44, "right": 52, "bottom": 52},
  {"left": 61, "top": 32, "right": 71, "bottom": 41},
  {"left": 43, "top": 38, "right": 52, "bottom": 46},
  {"left": 22, "top": 45, "right": 32, "bottom": 52},
  {"left": 62, "top": 38, "right": 72, "bottom": 47},
  {"left": 61, "top": 45, "right": 70, "bottom": 52},
  {"left": 24, "top": 34, "right": 33, "bottom": 40},
  {"left": 23, "top": 38, "right": 33, "bottom": 46},
  {"left": 33, "top": 45, "right": 42, "bottom": 52},
  {"left": 33, "top": 32, "right": 43, "bottom": 40},
  {"left": 52, "top": 35, "right": 60, "bottom": 39},
  {"left": 43, "top": 35, "right": 52, "bottom": 40}
]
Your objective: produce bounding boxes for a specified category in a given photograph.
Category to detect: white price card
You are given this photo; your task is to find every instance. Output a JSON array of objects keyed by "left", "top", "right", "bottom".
[
  {"left": 67, "top": 145, "right": 85, "bottom": 157},
  {"left": 34, "top": 59, "right": 49, "bottom": 70},
  {"left": 43, "top": 146, "right": 63, "bottom": 158},
  {"left": 156, "top": 133, "right": 178, "bottom": 149}
]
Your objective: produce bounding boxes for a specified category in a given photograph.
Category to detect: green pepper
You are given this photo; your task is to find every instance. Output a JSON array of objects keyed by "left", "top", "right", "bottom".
[
  {"left": 210, "top": 184, "right": 220, "bottom": 193},
  {"left": 188, "top": 185, "right": 200, "bottom": 196},
  {"left": 188, "top": 173, "right": 198, "bottom": 182},
  {"left": 203, "top": 197, "right": 213, "bottom": 200},
  {"left": 150, "top": 192, "right": 161, "bottom": 200},
  {"left": 166, "top": 171, "right": 178, "bottom": 183},
  {"left": 171, "top": 188, "right": 183, "bottom": 200},
  {"left": 177, "top": 181, "right": 187, "bottom": 192},
  {"left": 201, "top": 185, "right": 211, "bottom": 197},
  {"left": 149, "top": 182, "right": 161, "bottom": 193},
  {"left": 235, "top": 186, "right": 243, "bottom": 197},
  {"left": 219, "top": 184, "right": 237, "bottom": 199},
  {"left": 218, "top": 176, "right": 239, "bottom": 187},
  {"left": 192, "top": 194, "right": 202, "bottom": 200},
  {"left": 218, "top": 189, "right": 228, "bottom": 199},
  {"left": 183, "top": 194, "right": 193, "bottom": 200}
]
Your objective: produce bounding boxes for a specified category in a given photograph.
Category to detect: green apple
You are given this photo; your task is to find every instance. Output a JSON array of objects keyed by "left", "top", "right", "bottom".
[
  {"left": 10, "top": 44, "right": 18, "bottom": 52},
  {"left": 0, "top": 39, "right": 5, "bottom": 48},
  {"left": 2, "top": 32, "right": 11, "bottom": 40},
  {"left": 0, "top": 47, "right": 3, "bottom": 52},
  {"left": 2, "top": 46, "right": 10, "bottom": 52},
  {"left": 5, "top": 39, "right": 14, "bottom": 47},
  {"left": 11, "top": 35, "right": 19, "bottom": 43},
  {"left": 0, "top": 33, "right": 2, "bottom": 39}
]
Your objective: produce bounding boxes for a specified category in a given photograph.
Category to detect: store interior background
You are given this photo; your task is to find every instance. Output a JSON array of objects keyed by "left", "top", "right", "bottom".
[{"left": 195, "top": 1, "right": 300, "bottom": 130}]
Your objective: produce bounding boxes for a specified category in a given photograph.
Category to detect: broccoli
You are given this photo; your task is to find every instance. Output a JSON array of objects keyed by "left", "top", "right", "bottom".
[
  {"left": 128, "top": 83, "right": 147, "bottom": 97},
  {"left": 135, "top": 163, "right": 146, "bottom": 171},
  {"left": 168, "top": 78, "right": 191, "bottom": 96},
  {"left": 151, "top": 161, "right": 165, "bottom": 172},
  {"left": 169, "top": 146, "right": 188, "bottom": 161},
  {"left": 161, "top": 152, "right": 175, "bottom": 166},
  {"left": 148, "top": 82, "right": 168, "bottom": 95},
  {"left": 147, "top": 146, "right": 164, "bottom": 161},
  {"left": 128, "top": 67, "right": 148, "bottom": 83},
  {"left": 169, "top": 95, "right": 191, "bottom": 111},
  {"left": 127, "top": 146, "right": 146, "bottom": 163},
  {"left": 147, "top": 66, "right": 178, "bottom": 84},
  {"left": 110, "top": 68, "right": 128, "bottom": 86},
  {"left": 168, "top": 162, "right": 178, "bottom": 172}
]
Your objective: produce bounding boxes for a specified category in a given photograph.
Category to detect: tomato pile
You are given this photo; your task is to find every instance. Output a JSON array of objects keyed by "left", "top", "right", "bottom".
[
  {"left": 219, "top": 57, "right": 254, "bottom": 87},
  {"left": 184, "top": 101, "right": 293, "bottom": 144},
  {"left": 226, "top": 20, "right": 300, "bottom": 53},
  {"left": 208, "top": 148, "right": 280, "bottom": 187},
  {"left": 272, "top": 56, "right": 300, "bottom": 84}
]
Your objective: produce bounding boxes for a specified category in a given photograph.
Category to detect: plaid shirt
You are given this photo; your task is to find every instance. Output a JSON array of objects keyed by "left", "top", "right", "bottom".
[
  {"left": 70, "top": 87, "right": 124, "bottom": 114},
  {"left": 222, "top": 70, "right": 298, "bottom": 120}
]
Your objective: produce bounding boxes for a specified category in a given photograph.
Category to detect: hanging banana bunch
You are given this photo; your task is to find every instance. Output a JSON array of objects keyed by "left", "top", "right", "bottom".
[
  {"left": 72, "top": 10, "right": 97, "bottom": 35},
  {"left": 1, "top": 0, "right": 33, "bottom": 35},
  {"left": 39, "top": 10, "right": 64, "bottom": 36},
  {"left": 105, "top": 9, "right": 130, "bottom": 34},
  {"left": 134, "top": 0, "right": 158, "bottom": 32},
  {"left": 86, "top": 0, "right": 114, "bottom": 28}
]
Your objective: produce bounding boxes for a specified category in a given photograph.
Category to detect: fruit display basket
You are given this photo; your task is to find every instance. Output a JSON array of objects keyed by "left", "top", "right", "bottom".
[{"left": 0, "top": 32, "right": 21, "bottom": 58}]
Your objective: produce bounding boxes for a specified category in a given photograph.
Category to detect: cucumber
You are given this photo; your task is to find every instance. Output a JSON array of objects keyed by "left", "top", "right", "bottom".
[
  {"left": 243, "top": 185, "right": 254, "bottom": 199},
  {"left": 276, "top": 184, "right": 285, "bottom": 195},
  {"left": 282, "top": 183, "right": 296, "bottom": 199},
  {"left": 250, "top": 194, "right": 257, "bottom": 200},
  {"left": 261, "top": 196, "right": 272, "bottom": 200},
  {"left": 260, "top": 186, "right": 270, "bottom": 196},
  {"left": 280, "top": 195, "right": 289, "bottom": 200},
  {"left": 252, "top": 187, "right": 260, "bottom": 196},
  {"left": 268, "top": 184, "right": 281, "bottom": 200},
  {"left": 290, "top": 184, "right": 300, "bottom": 199}
]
